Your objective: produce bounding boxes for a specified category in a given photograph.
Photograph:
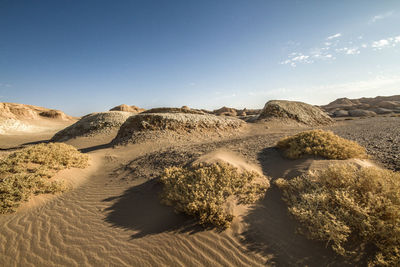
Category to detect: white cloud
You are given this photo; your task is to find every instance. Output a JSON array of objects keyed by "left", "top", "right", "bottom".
[
  {"left": 326, "top": 33, "right": 342, "bottom": 40},
  {"left": 336, "top": 47, "right": 360, "bottom": 55},
  {"left": 370, "top": 11, "right": 394, "bottom": 23},
  {"left": 280, "top": 52, "right": 313, "bottom": 67},
  {"left": 281, "top": 32, "right": 400, "bottom": 68},
  {"left": 292, "top": 55, "right": 309, "bottom": 62},
  {"left": 372, "top": 39, "right": 390, "bottom": 49}
]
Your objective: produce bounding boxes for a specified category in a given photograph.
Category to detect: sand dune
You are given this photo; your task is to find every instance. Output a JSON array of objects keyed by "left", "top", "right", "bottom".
[{"left": 0, "top": 108, "right": 399, "bottom": 266}]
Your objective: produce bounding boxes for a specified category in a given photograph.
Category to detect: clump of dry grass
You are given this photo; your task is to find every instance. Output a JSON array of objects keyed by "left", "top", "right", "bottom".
[
  {"left": 275, "top": 164, "right": 400, "bottom": 266},
  {"left": 0, "top": 143, "right": 89, "bottom": 213},
  {"left": 160, "top": 162, "right": 268, "bottom": 228},
  {"left": 276, "top": 129, "right": 367, "bottom": 159}
]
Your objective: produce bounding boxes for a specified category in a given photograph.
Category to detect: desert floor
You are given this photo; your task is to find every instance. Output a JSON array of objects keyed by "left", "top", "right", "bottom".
[{"left": 0, "top": 116, "right": 398, "bottom": 266}]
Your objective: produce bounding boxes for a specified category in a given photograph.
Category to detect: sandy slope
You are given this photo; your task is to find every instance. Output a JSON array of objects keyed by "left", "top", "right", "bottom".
[
  {"left": 1, "top": 118, "right": 397, "bottom": 266},
  {"left": 0, "top": 141, "right": 268, "bottom": 266}
]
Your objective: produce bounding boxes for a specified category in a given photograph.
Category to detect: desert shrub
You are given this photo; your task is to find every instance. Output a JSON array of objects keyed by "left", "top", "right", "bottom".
[
  {"left": 276, "top": 129, "right": 367, "bottom": 159},
  {"left": 275, "top": 164, "right": 400, "bottom": 266},
  {"left": 0, "top": 143, "right": 89, "bottom": 213},
  {"left": 160, "top": 162, "right": 268, "bottom": 228}
]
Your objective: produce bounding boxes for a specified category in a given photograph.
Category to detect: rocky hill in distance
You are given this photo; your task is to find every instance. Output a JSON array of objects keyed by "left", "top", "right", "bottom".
[
  {"left": 0, "top": 102, "right": 76, "bottom": 134},
  {"left": 321, "top": 95, "right": 400, "bottom": 117}
]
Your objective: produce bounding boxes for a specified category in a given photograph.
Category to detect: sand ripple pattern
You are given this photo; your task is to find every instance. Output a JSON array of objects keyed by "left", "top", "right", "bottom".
[{"left": 0, "top": 153, "right": 266, "bottom": 267}]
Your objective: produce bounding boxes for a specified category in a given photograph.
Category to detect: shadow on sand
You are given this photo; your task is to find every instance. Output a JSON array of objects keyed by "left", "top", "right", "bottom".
[
  {"left": 79, "top": 143, "right": 113, "bottom": 153},
  {"left": 0, "top": 139, "right": 50, "bottom": 151},
  {"left": 103, "top": 178, "right": 207, "bottom": 239},
  {"left": 239, "top": 147, "right": 353, "bottom": 266}
]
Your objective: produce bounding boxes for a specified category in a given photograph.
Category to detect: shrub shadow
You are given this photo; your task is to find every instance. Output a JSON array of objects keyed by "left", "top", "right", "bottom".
[
  {"left": 79, "top": 142, "right": 113, "bottom": 153},
  {"left": 103, "top": 178, "right": 205, "bottom": 239},
  {"left": 240, "top": 147, "right": 353, "bottom": 266}
]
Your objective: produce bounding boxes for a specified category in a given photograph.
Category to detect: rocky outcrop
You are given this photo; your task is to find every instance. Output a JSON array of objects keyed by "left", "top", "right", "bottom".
[
  {"left": 333, "top": 110, "right": 349, "bottom": 117},
  {"left": 321, "top": 95, "right": 400, "bottom": 117},
  {"left": 213, "top": 107, "right": 237, "bottom": 116},
  {"left": 52, "top": 111, "right": 134, "bottom": 141},
  {"left": 348, "top": 110, "right": 376, "bottom": 117},
  {"left": 258, "top": 100, "right": 333, "bottom": 126},
  {"left": 0, "top": 102, "right": 73, "bottom": 121},
  {"left": 0, "top": 102, "right": 74, "bottom": 134},
  {"left": 142, "top": 107, "right": 205, "bottom": 115},
  {"left": 109, "top": 104, "right": 145, "bottom": 113},
  {"left": 113, "top": 113, "right": 245, "bottom": 144}
]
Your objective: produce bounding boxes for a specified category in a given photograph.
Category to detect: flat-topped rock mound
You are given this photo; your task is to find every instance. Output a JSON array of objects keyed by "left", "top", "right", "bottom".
[
  {"left": 142, "top": 107, "right": 205, "bottom": 115},
  {"left": 113, "top": 112, "right": 245, "bottom": 144},
  {"left": 258, "top": 100, "right": 333, "bottom": 126},
  {"left": 109, "top": 104, "right": 145, "bottom": 113},
  {"left": 52, "top": 111, "right": 134, "bottom": 141}
]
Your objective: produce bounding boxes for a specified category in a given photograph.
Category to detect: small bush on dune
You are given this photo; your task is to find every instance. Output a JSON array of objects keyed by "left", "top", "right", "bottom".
[
  {"left": 277, "top": 129, "right": 367, "bottom": 159},
  {"left": 275, "top": 164, "right": 400, "bottom": 266},
  {"left": 160, "top": 162, "right": 268, "bottom": 228},
  {"left": 0, "top": 143, "right": 89, "bottom": 213}
]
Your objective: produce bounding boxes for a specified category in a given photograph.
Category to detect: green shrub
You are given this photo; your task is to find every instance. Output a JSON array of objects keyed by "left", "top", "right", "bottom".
[
  {"left": 276, "top": 130, "right": 367, "bottom": 159},
  {"left": 160, "top": 162, "right": 268, "bottom": 228},
  {"left": 0, "top": 143, "right": 89, "bottom": 213},
  {"left": 275, "top": 164, "right": 400, "bottom": 266}
]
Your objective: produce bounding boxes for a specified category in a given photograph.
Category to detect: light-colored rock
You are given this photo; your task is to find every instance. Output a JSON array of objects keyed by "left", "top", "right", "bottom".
[
  {"left": 51, "top": 111, "right": 134, "bottom": 141},
  {"left": 113, "top": 113, "right": 244, "bottom": 144},
  {"left": 109, "top": 104, "right": 145, "bottom": 113},
  {"left": 142, "top": 107, "right": 205, "bottom": 115},
  {"left": 213, "top": 107, "right": 237, "bottom": 116},
  {"left": 0, "top": 102, "right": 73, "bottom": 121},
  {"left": 258, "top": 100, "right": 333, "bottom": 126}
]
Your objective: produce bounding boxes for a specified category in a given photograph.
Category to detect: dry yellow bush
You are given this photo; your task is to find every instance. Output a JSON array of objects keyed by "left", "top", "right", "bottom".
[
  {"left": 275, "top": 164, "right": 400, "bottom": 266},
  {"left": 0, "top": 143, "right": 89, "bottom": 213},
  {"left": 160, "top": 162, "right": 268, "bottom": 228},
  {"left": 276, "top": 129, "right": 367, "bottom": 159}
]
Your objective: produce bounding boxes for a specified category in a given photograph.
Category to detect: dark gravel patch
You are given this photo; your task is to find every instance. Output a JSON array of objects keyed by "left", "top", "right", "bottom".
[{"left": 329, "top": 117, "right": 400, "bottom": 171}]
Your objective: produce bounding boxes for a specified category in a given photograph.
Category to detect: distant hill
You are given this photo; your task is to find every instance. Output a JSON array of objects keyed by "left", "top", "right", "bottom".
[
  {"left": 0, "top": 102, "right": 75, "bottom": 134},
  {"left": 321, "top": 95, "right": 400, "bottom": 117}
]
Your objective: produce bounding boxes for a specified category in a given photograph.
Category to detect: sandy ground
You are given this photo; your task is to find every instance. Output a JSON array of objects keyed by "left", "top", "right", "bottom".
[{"left": 0, "top": 116, "right": 398, "bottom": 266}]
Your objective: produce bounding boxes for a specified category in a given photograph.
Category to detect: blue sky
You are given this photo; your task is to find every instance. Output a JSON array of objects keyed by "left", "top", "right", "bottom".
[{"left": 1, "top": 0, "right": 399, "bottom": 116}]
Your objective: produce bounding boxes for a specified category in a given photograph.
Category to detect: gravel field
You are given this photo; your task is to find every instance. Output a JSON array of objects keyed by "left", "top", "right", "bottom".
[{"left": 330, "top": 116, "right": 400, "bottom": 171}]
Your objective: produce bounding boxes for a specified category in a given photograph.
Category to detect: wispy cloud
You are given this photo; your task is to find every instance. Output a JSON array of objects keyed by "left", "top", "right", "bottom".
[
  {"left": 280, "top": 32, "right": 400, "bottom": 67},
  {"left": 372, "top": 39, "right": 390, "bottom": 49},
  {"left": 326, "top": 33, "right": 342, "bottom": 40},
  {"left": 280, "top": 52, "right": 313, "bottom": 67},
  {"left": 370, "top": 11, "right": 394, "bottom": 23},
  {"left": 335, "top": 47, "right": 360, "bottom": 55}
]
